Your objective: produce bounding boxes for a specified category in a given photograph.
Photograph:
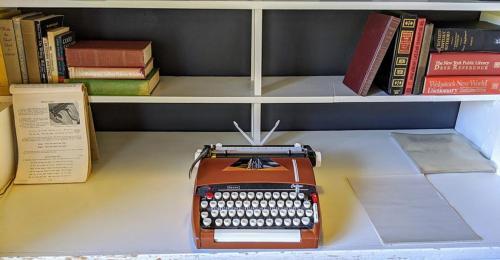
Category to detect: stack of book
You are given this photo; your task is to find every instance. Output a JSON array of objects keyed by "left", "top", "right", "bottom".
[
  {"left": 0, "top": 9, "right": 76, "bottom": 93},
  {"left": 66, "top": 40, "right": 160, "bottom": 96},
  {"left": 422, "top": 24, "right": 500, "bottom": 95},
  {"left": 344, "top": 12, "right": 500, "bottom": 96}
]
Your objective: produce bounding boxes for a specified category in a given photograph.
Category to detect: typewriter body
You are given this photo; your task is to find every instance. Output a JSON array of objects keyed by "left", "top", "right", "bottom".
[{"left": 191, "top": 144, "right": 321, "bottom": 249}]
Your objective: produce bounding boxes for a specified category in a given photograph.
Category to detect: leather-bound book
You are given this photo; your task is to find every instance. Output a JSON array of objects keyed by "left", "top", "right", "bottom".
[
  {"left": 65, "top": 40, "right": 152, "bottom": 68},
  {"left": 343, "top": 13, "right": 400, "bottom": 96}
]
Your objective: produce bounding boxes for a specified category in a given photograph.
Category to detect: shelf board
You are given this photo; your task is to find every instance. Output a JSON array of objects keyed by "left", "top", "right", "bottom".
[
  {"left": 2, "top": 0, "right": 500, "bottom": 10},
  {"left": 1, "top": 130, "right": 499, "bottom": 257},
  {"left": 92, "top": 76, "right": 255, "bottom": 103},
  {"left": 261, "top": 76, "right": 334, "bottom": 103},
  {"left": 2, "top": 76, "right": 500, "bottom": 104}
]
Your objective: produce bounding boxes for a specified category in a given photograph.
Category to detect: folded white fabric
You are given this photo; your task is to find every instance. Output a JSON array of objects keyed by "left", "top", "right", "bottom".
[{"left": 392, "top": 133, "right": 496, "bottom": 174}]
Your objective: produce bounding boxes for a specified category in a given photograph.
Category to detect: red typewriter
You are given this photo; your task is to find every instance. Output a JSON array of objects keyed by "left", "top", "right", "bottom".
[{"left": 190, "top": 143, "right": 322, "bottom": 249}]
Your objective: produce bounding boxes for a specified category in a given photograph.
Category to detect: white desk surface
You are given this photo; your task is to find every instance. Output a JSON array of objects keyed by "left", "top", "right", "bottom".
[{"left": 1, "top": 130, "right": 500, "bottom": 258}]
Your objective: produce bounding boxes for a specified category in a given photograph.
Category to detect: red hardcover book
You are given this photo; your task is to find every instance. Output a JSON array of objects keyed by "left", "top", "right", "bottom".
[
  {"left": 427, "top": 52, "right": 500, "bottom": 76},
  {"left": 65, "top": 40, "right": 152, "bottom": 67},
  {"left": 343, "top": 13, "right": 400, "bottom": 96},
  {"left": 404, "top": 18, "right": 426, "bottom": 95},
  {"left": 423, "top": 76, "right": 500, "bottom": 95}
]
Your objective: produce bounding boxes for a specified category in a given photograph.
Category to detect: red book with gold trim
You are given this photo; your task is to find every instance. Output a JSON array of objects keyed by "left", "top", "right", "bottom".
[
  {"left": 427, "top": 52, "right": 500, "bottom": 76},
  {"left": 404, "top": 18, "right": 426, "bottom": 95},
  {"left": 423, "top": 76, "right": 500, "bottom": 95}
]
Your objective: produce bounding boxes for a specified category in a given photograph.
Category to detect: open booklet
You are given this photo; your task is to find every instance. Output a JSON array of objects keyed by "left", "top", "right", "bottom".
[{"left": 10, "top": 83, "right": 98, "bottom": 184}]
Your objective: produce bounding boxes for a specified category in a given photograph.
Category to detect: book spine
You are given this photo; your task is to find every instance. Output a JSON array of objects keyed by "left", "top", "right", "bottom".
[
  {"left": 43, "top": 37, "right": 53, "bottom": 83},
  {"left": 13, "top": 18, "right": 29, "bottom": 83},
  {"left": 427, "top": 52, "right": 500, "bottom": 76},
  {"left": 413, "top": 23, "right": 434, "bottom": 95},
  {"left": 388, "top": 14, "right": 418, "bottom": 95},
  {"left": 48, "top": 33, "right": 59, "bottom": 83},
  {"left": 0, "top": 20, "right": 22, "bottom": 85},
  {"left": 55, "top": 32, "right": 75, "bottom": 83},
  {"left": 433, "top": 28, "right": 500, "bottom": 52},
  {"left": 423, "top": 76, "right": 500, "bottom": 95},
  {"left": 68, "top": 67, "right": 146, "bottom": 79},
  {"left": 0, "top": 43, "right": 8, "bottom": 88},
  {"left": 21, "top": 20, "right": 41, "bottom": 83},
  {"left": 34, "top": 20, "right": 48, "bottom": 83},
  {"left": 55, "top": 35, "right": 64, "bottom": 82},
  {"left": 66, "top": 48, "right": 145, "bottom": 67},
  {"left": 69, "top": 78, "right": 150, "bottom": 96},
  {"left": 404, "top": 18, "right": 426, "bottom": 95}
]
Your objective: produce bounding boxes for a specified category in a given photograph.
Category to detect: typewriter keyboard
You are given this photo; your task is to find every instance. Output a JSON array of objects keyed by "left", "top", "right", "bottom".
[{"left": 197, "top": 184, "right": 319, "bottom": 230}]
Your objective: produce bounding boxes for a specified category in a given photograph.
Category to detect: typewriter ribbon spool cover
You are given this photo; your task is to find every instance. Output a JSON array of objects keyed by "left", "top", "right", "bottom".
[{"left": 191, "top": 145, "right": 321, "bottom": 249}]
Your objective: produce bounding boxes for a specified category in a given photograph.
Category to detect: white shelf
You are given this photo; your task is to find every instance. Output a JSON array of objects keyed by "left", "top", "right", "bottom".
[
  {"left": 1, "top": 130, "right": 499, "bottom": 257},
  {"left": 95, "top": 76, "right": 255, "bottom": 103},
  {"left": 3, "top": 76, "right": 499, "bottom": 104},
  {"left": 2, "top": 0, "right": 500, "bottom": 10}
]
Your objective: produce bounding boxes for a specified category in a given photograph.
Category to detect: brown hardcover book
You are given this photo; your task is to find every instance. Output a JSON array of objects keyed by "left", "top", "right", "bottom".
[
  {"left": 412, "top": 23, "right": 434, "bottom": 95},
  {"left": 65, "top": 40, "right": 152, "bottom": 68},
  {"left": 343, "top": 13, "right": 400, "bottom": 96}
]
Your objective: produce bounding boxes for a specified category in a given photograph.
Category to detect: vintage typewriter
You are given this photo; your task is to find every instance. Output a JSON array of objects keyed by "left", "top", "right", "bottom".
[{"left": 190, "top": 140, "right": 322, "bottom": 249}]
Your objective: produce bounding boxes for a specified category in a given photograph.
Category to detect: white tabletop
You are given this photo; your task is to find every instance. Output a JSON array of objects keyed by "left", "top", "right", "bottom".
[{"left": 1, "top": 130, "right": 499, "bottom": 258}]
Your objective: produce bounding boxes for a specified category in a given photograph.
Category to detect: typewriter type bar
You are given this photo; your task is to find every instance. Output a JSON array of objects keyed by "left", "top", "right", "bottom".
[{"left": 192, "top": 144, "right": 321, "bottom": 249}]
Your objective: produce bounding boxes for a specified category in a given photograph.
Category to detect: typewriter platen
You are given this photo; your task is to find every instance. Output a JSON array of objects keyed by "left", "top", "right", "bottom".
[{"left": 191, "top": 144, "right": 321, "bottom": 249}]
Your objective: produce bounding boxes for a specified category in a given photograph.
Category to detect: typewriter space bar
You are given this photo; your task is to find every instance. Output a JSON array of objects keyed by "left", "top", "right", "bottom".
[{"left": 214, "top": 229, "right": 301, "bottom": 243}]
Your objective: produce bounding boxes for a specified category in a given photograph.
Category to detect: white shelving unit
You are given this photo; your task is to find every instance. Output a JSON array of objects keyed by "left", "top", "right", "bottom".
[
  {"left": 2, "top": 1, "right": 500, "bottom": 145},
  {"left": 1, "top": 0, "right": 500, "bottom": 146},
  {"left": 1, "top": 0, "right": 500, "bottom": 258}
]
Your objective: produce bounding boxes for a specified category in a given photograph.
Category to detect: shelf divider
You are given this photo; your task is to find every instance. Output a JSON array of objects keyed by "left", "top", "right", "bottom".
[{"left": 252, "top": 9, "right": 263, "bottom": 96}]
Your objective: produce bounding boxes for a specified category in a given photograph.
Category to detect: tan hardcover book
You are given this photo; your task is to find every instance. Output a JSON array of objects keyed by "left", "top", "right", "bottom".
[
  {"left": 47, "top": 27, "right": 69, "bottom": 83},
  {"left": 20, "top": 15, "right": 43, "bottom": 83},
  {"left": 0, "top": 103, "right": 16, "bottom": 194},
  {"left": 68, "top": 58, "right": 154, "bottom": 79},
  {"left": 21, "top": 14, "right": 63, "bottom": 83},
  {"left": 10, "top": 83, "right": 99, "bottom": 184},
  {"left": 0, "top": 10, "right": 22, "bottom": 86},
  {"left": 12, "top": 12, "right": 42, "bottom": 83}
]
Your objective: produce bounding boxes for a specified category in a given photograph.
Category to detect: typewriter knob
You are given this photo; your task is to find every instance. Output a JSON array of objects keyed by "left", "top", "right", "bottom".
[
  {"left": 205, "top": 191, "right": 214, "bottom": 200},
  {"left": 311, "top": 193, "right": 319, "bottom": 203},
  {"left": 198, "top": 186, "right": 211, "bottom": 197}
]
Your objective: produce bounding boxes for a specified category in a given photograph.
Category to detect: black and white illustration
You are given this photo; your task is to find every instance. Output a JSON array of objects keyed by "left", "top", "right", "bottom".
[{"left": 48, "top": 103, "right": 80, "bottom": 126}]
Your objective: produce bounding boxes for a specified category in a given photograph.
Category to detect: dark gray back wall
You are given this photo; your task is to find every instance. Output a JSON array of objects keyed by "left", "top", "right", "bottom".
[{"left": 26, "top": 9, "right": 475, "bottom": 131}]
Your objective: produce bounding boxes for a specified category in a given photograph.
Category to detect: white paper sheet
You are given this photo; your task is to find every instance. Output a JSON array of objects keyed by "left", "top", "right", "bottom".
[
  {"left": 348, "top": 175, "right": 482, "bottom": 244},
  {"left": 392, "top": 133, "right": 496, "bottom": 174}
]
